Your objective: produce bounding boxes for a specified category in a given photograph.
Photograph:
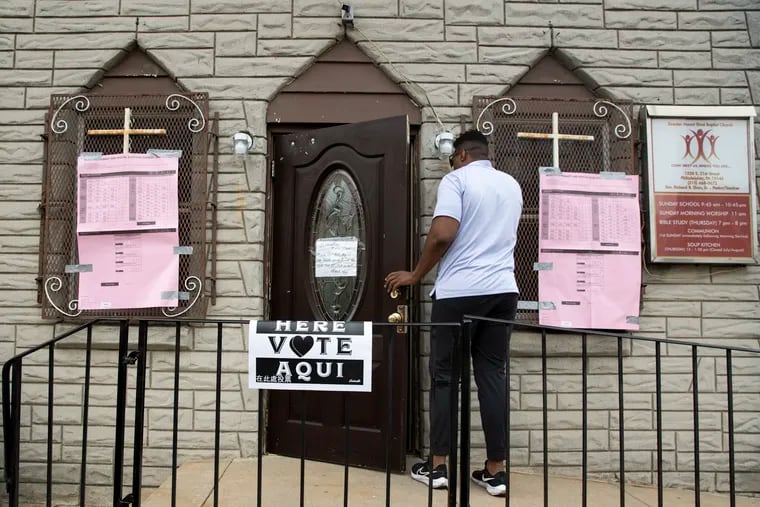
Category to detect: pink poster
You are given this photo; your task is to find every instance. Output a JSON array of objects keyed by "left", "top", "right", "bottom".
[
  {"left": 538, "top": 172, "right": 641, "bottom": 330},
  {"left": 77, "top": 232, "right": 179, "bottom": 310},
  {"left": 76, "top": 154, "right": 180, "bottom": 310},
  {"left": 77, "top": 154, "right": 179, "bottom": 233}
]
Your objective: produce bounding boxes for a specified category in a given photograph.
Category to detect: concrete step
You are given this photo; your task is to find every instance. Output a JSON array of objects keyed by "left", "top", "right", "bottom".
[{"left": 141, "top": 454, "right": 760, "bottom": 507}]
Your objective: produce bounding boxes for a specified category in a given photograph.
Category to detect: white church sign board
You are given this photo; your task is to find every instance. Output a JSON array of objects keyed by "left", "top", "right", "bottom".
[{"left": 645, "top": 106, "right": 757, "bottom": 264}]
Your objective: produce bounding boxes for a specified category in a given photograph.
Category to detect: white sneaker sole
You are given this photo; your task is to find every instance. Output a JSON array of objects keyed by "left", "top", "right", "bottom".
[
  {"left": 472, "top": 477, "right": 507, "bottom": 496},
  {"left": 411, "top": 471, "right": 448, "bottom": 489}
]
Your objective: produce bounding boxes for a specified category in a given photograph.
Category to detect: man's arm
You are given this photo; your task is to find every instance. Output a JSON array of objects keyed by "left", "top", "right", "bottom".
[{"left": 384, "top": 216, "right": 459, "bottom": 293}]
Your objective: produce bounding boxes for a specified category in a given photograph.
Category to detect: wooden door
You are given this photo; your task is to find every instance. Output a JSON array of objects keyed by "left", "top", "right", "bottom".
[{"left": 267, "top": 116, "right": 410, "bottom": 471}]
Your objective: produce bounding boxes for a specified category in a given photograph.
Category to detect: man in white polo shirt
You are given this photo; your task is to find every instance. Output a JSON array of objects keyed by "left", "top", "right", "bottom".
[{"left": 385, "top": 129, "right": 522, "bottom": 497}]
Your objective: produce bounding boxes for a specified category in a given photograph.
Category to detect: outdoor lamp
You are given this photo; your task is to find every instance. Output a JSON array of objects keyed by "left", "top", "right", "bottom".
[
  {"left": 434, "top": 131, "right": 455, "bottom": 159},
  {"left": 232, "top": 130, "right": 254, "bottom": 157}
]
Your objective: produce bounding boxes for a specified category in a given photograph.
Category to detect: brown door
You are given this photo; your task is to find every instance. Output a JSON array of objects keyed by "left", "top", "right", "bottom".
[{"left": 267, "top": 116, "right": 410, "bottom": 471}]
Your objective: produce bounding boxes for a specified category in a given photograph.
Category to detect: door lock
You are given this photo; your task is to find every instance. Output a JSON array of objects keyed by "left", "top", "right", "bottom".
[{"left": 387, "top": 305, "right": 408, "bottom": 334}]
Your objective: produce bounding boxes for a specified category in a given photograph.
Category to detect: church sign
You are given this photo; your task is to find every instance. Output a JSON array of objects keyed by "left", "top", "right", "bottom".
[
  {"left": 248, "top": 320, "right": 373, "bottom": 392},
  {"left": 645, "top": 106, "right": 757, "bottom": 264}
]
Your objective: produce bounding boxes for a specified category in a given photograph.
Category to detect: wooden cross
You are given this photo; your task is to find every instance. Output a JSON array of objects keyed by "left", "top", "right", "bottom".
[
  {"left": 86, "top": 108, "right": 166, "bottom": 154},
  {"left": 517, "top": 112, "right": 595, "bottom": 169}
]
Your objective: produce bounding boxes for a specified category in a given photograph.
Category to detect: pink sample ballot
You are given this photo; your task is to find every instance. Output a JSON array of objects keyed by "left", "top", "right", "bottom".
[
  {"left": 77, "top": 154, "right": 179, "bottom": 233},
  {"left": 538, "top": 172, "right": 641, "bottom": 330},
  {"left": 76, "top": 154, "right": 180, "bottom": 310},
  {"left": 77, "top": 232, "right": 179, "bottom": 310}
]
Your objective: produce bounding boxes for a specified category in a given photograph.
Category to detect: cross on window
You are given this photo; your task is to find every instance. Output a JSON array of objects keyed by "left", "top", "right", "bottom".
[
  {"left": 86, "top": 108, "right": 166, "bottom": 154},
  {"left": 517, "top": 112, "right": 595, "bottom": 168}
]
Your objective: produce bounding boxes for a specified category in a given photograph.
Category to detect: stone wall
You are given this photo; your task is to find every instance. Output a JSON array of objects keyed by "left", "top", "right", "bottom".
[{"left": 0, "top": 0, "right": 759, "bottom": 503}]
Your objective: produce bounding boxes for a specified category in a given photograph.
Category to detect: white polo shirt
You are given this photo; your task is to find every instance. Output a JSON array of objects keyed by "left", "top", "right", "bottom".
[{"left": 432, "top": 159, "right": 523, "bottom": 299}]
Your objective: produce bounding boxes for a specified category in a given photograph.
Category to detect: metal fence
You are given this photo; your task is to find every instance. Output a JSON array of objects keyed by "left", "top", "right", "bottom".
[{"left": 2, "top": 318, "right": 759, "bottom": 506}]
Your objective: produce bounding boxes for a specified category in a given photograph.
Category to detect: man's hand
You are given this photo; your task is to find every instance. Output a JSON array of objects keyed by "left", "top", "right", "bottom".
[
  {"left": 383, "top": 216, "right": 459, "bottom": 296},
  {"left": 384, "top": 270, "right": 418, "bottom": 294}
]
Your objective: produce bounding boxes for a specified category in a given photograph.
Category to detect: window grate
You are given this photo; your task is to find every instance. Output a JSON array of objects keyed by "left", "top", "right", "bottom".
[
  {"left": 39, "top": 93, "right": 215, "bottom": 320},
  {"left": 472, "top": 97, "right": 637, "bottom": 320}
]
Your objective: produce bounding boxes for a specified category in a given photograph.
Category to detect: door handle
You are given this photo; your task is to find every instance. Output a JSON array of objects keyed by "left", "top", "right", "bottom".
[
  {"left": 388, "top": 312, "right": 403, "bottom": 323},
  {"left": 387, "top": 305, "right": 408, "bottom": 334}
]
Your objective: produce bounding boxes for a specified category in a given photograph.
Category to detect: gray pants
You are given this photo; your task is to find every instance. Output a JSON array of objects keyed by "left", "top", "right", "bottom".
[{"left": 429, "top": 292, "right": 518, "bottom": 461}]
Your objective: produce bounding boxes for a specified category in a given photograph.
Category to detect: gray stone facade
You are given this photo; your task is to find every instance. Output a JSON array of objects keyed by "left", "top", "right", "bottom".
[{"left": 0, "top": 0, "right": 759, "bottom": 503}]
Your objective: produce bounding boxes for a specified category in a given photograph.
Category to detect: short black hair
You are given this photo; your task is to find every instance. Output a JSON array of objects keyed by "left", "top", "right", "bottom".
[{"left": 453, "top": 129, "right": 489, "bottom": 159}]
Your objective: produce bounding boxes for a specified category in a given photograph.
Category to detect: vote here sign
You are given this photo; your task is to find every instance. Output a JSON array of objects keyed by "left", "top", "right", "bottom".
[{"left": 248, "top": 320, "right": 373, "bottom": 392}]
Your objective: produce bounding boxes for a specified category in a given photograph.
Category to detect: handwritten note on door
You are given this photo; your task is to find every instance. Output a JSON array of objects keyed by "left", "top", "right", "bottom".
[{"left": 315, "top": 237, "right": 358, "bottom": 277}]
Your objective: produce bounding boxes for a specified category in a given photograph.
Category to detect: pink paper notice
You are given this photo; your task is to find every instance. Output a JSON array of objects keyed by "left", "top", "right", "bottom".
[
  {"left": 538, "top": 172, "right": 641, "bottom": 330},
  {"left": 76, "top": 155, "right": 180, "bottom": 310},
  {"left": 77, "top": 232, "right": 179, "bottom": 310},
  {"left": 77, "top": 154, "right": 178, "bottom": 233}
]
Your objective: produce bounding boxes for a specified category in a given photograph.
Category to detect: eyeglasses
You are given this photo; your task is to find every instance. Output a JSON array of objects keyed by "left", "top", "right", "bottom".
[{"left": 448, "top": 149, "right": 464, "bottom": 168}]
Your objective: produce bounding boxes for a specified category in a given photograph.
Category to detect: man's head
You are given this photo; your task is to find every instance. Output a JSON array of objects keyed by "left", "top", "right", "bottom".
[{"left": 449, "top": 129, "right": 490, "bottom": 170}]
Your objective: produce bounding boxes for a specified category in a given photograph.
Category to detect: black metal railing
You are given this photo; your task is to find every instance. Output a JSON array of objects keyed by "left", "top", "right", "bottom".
[
  {"left": 3, "top": 320, "right": 102, "bottom": 507},
  {"left": 2, "top": 319, "right": 450, "bottom": 507},
  {"left": 2, "top": 318, "right": 759, "bottom": 507},
  {"left": 463, "top": 316, "right": 760, "bottom": 507}
]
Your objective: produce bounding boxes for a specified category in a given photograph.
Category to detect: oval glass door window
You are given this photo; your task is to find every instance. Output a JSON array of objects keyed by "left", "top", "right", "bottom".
[{"left": 308, "top": 168, "right": 367, "bottom": 321}]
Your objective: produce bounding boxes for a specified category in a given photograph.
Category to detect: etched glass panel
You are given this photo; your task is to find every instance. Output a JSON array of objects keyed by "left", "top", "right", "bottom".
[{"left": 308, "top": 168, "right": 366, "bottom": 321}]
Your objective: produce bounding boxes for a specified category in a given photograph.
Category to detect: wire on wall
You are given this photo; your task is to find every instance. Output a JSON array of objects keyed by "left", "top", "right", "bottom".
[{"left": 335, "top": 1, "right": 447, "bottom": 130}]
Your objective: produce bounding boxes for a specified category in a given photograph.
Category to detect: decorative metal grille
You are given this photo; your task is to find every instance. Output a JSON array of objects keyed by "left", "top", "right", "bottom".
[
  {"left": 40, "top": 93, "right": 215, "bottom": 319},
  {"left": 472, "top": 97, "right": 637, "bottom": 320}
]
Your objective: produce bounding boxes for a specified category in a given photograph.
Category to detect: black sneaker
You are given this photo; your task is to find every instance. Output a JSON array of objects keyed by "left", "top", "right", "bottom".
[
  {"left": 471, "top": 462, "right": 507, "bottom": 496},
  {"left": 410, "top": 461, "right": 448, "bottom": 489}
]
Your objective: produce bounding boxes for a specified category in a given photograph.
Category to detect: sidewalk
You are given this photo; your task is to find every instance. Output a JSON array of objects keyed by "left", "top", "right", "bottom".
[{"left": 142, "top": 455, "right": 760, "bottom": 507}]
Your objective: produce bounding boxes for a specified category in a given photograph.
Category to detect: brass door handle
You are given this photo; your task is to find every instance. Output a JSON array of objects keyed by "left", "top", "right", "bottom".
[
  {"left": 389, "top": 289, "right": 399, "bottom": 299},
  {"left": 388, "top": 305, "right": 408, "bottom": 334}
]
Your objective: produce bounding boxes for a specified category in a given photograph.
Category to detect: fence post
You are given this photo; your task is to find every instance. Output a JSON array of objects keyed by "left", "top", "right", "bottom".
[
  {"left": 446, "top": 323, "right": 461, "bottom": 507},
  {"left": 130, "top": 321, "right": 149, "bottom": 507},
  {"left": 113, "top": 320, "right": 131, "bottom": 507},
  {"left": 2, "top": 360, "right": 22, "bottom": 506},
  {"left": 506, "top": 323, "right": 513, "bottom": 507},
  {"left": 458, "top": 320, "right": 472, "bottom": 507}
]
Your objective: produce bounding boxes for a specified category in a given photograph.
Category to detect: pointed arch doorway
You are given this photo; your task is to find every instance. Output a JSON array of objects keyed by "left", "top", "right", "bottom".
[{"left": 264, "top": 40, "right": 421, "bottom": 471}]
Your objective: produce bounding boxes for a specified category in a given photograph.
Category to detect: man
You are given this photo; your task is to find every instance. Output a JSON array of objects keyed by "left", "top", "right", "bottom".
[{"left": 384, "top": 129, "right": 522, "bottom": 497}]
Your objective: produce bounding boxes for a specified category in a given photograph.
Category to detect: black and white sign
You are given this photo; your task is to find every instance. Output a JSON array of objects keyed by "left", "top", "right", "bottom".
[{"left": 248, "top": 320, "right": 373, "bottom": 392}]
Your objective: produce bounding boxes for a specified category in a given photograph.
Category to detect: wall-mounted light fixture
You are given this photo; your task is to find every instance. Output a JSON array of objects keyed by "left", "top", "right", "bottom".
[
  {"left": 232, "top": 130, "right": 254, "bottom": 157},
  {"left": 434, "top": 131, "right": 455, "bottom": 159}
]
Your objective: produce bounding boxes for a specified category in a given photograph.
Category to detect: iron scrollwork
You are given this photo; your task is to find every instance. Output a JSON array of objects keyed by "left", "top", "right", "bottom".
[
  {"left": 44, "top": 277, "right": 82, "bottom": 318},
  {"left": 161, "top": 276, "right": 203, "bottom": 317},
  {"left": 50, "top": 95, "right": 91, "bottom": 134},
  {"left": 593, "top": 100, "right": 632, "bottom": 139},
  {"left": 475, "top": 98, "right": 518, "bottom": 136},
  {"left": 165, "top": 94, "right": 206, "bottom": 133}
]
